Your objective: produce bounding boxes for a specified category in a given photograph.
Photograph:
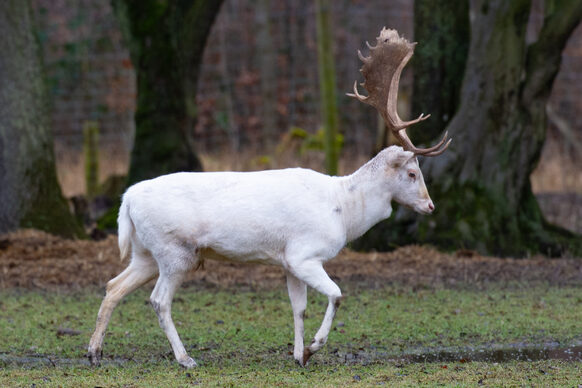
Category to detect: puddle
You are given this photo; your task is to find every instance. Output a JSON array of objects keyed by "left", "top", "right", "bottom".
[
  {"left": 395, "top": 344, "right": 582, "bottom": 363},
  {"left": 2, "top": 343, "right": 582, "bottom": 367},
  {"left": 0, "top": 354, "right": 126, "bottom": 367}
]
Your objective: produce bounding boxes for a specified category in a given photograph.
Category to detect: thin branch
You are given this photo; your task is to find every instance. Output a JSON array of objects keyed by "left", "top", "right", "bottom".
[
  {"left": 522, "top": 0, "right": 582, "bottom": 104},
  {"left": 546, "top": 104, "right": 582, "bottom": 156}
]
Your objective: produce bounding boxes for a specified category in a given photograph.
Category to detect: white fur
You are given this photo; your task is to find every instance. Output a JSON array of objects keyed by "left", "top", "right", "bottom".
[{"left": 88, "top": 145, "right": 435, "bottom": 368}]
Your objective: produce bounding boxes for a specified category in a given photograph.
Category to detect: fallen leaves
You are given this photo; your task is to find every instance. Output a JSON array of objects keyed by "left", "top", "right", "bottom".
[{"left": 1, "top": 229, "right": 582, "bottom": 291}]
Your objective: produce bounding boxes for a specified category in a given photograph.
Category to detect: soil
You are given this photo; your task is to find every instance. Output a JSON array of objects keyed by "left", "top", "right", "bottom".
[{"left": 1, "top": 229, "right": 581, "bottom": 291}]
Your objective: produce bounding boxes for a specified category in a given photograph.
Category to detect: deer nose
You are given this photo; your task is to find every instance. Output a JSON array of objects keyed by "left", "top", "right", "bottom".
[{"left": 428, "top": 201, "right": 435, "bottom": 212}]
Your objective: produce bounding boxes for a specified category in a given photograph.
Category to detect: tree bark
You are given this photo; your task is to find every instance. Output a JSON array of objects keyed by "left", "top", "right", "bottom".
[
  {"left": 410, "top": 0, "right": 470, "bottom": 144},
  {"left": 356, "top": 0, "right": 582, "bottom": 256},
  {"left": 112, "top": 0, "right": 224, "bottom": 184},
  {"left": 0, "top": 0, "right": 84, "bottom": 238}
]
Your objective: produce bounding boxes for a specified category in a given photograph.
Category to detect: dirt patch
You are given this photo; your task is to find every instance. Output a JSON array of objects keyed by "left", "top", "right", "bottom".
[{"left": 1, "top": 229, "right": 581, "bottom": 291}]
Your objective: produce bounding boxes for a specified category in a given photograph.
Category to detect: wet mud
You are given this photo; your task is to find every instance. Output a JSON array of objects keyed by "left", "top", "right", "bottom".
[
  {"left": 329, "top": 341, "right": 582, "bottom": 366},
  {"left": 3, "top": 343, "right": 581, "bottom": 368},
  {"left": 396, "top": 344, "right": 582, "bottom": 363}
]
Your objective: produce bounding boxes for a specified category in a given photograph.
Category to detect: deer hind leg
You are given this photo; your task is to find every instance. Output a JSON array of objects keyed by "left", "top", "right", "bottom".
[
  {"left": 88, "top": 249, "right": 158, "bottom": 365},
  {"left": 289, "top": 259, "right": 342, "bottom": 366},
  {"left": 286, "top": 273, "right": 307, "bottom": 365},
  {"left": 150, "top": 245, "right": 199, "bottom": 368}
]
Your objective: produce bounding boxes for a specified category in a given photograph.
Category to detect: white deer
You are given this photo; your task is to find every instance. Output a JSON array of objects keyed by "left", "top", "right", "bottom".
[{"left": 88, "top": 28, "right": 450, "bottom": 368}]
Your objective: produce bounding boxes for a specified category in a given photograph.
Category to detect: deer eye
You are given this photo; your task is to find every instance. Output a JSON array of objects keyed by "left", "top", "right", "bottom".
[{"left": 408, "top": 171, "right": 416, "bottom": 179}]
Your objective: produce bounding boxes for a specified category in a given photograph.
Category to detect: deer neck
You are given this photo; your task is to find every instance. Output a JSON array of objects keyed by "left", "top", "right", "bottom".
[{"left": 336, "top": 159, "right": 394, "bottom": 242}]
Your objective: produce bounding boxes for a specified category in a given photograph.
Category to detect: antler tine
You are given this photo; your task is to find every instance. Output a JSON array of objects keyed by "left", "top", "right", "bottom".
[
  {"left": 395, "top": 130, "right": 451, "bottom": 156},
  {"left": 350, "top": 28, "right": 452, "bottom": 157},
  {"left": 423, "top": 138, "right": 452, "bottom": 157},
  {"left": 346, "top": 80, "right": 369, "bottom": 103},
  {"left": 388, "top": 112, "right": 431, "bottom": 131},
  {"left": 357, "top": 49, "right": 369, "bottom": 63}
]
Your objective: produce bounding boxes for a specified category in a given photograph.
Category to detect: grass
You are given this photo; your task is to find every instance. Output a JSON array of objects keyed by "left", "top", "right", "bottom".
[
  {"left": 3, "top": 360, "right": 582, "bottom": 387},
  {"left": 1, "top": 283, "right": 582, "bottom": 386}
]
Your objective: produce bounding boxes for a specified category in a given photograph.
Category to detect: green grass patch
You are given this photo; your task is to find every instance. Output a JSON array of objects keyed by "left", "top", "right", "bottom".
[
  {"left": 1, "top": 283, "right": 581, "bottom": 386},
  {"left": 2, "top": 360, "right": 582, "bottom": 387}
]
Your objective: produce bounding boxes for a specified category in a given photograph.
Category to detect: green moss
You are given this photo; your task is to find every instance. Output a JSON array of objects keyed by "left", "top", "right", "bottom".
[
  {"left": 20, "top": 151, "right": 85, "bottom": 239},
  {"left": 20, "top": 196, "right": 85, "bottom": 239},
  {"left": 416, "top": 181, "right": 580, "bottom": 256},
  {"left": 356, "top": 181, "right": 582, "bottom": 257},
  {"left": 96, "top": 202, "right": 120, "bottom": 231},
  {"left": 417, "top": 183, "right": 518, "bottom": 255}
]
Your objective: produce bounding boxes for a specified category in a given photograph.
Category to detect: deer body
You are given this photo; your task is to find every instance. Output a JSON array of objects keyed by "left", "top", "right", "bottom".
[
  {"left": 122, "top": 168, "right": 348, "bottom": 268},
  {"left": 118, "top": 147, "right": 430, "bottom": 268},
  {"left": 88, "top": 147, "right": 433, "bottom": 367},
  {"left": 88, "top": 28, "right": 450, "bottom": 368}
]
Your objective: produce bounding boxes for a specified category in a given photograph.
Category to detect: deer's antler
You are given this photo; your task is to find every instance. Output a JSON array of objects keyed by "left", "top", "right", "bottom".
[{"left": 348, "top": 28, "right": 451, "bottom": 157}]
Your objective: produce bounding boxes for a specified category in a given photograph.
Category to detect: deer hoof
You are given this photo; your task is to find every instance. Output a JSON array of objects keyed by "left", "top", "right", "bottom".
[
  {"left": 301, "top": 347, "right": 314, "bottom": 367},
  {"left": 179, "top": 356, "right": 198, "bottom": 369},
  {"left": 87, "top": 348, "right": 102, "bottom": 367}
]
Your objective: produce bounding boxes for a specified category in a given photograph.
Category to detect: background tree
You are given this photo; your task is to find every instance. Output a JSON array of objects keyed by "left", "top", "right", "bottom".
[
  {"left": 112, "top": 0, "right": 224, "bottom": 184},
  {"left": 410, "top": 0, "right": 470, "bottom": 144},
  {"left": 0, "top": 0, "right": 84, "bottom": 238},
  {"left": 356, "top": 0, "right": 582, "bottom": 256}
]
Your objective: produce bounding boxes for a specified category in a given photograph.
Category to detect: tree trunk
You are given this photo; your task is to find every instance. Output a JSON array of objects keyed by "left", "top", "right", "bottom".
[
  {"left": 315, "top": 0, "right": 340, "bottom": 176},
  {"left": 0, "top": 0, "right": 84, "bottom": 238},
  {"left": 356, "top": 0, "right": 582, "bottom": 257},
  {"left": 112, "top": 0, "right": 224, "bottom": 184},
  {"left": 410, "top": 0, "right": 470, "bottom": 144}
]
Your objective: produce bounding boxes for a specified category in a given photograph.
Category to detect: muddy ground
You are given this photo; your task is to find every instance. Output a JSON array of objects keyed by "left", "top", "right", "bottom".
[{"left": 1, "top": 229, "right": 581, "bottom": 291}]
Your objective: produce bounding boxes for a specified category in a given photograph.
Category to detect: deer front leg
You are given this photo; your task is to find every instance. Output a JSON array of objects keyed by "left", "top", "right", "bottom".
[
  {"left": 289, "top": 259, "right": 342, "bottom": 366},
  {"left": 286, "top": 273, "right": 307, "bottom": 365}
]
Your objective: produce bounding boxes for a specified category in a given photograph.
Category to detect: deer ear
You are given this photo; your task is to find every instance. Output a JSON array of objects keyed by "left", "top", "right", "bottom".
[{"left": 389, "top": 150, "right": 414, "bottom": 169}]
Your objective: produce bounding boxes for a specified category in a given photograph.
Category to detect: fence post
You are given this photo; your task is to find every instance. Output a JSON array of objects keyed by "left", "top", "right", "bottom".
[
  {"left": 315, "top": 0, "right": 339, "bottom": 175},
  {"left": 83, "top": 121, "right": 99, "bottom": 200}
]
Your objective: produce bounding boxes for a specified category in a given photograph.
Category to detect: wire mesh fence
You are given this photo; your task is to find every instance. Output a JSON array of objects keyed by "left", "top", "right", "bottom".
[{"left": 33, "top": 0, "right": 582, "bottom": 204}]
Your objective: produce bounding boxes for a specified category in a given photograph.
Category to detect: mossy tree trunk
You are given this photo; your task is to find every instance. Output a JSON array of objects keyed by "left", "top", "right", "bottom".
[
  {"left": 0, "top": 0, "right": 84, "bottom": 238},
  {"left": 112, "top": 0, "right": 224, "bottom": 184},
  {"left": 356, "top": 0, "right": 582, "bottom": 257},
  {"left": 410, "top": 0, "right": 470, "bottom": 144}
]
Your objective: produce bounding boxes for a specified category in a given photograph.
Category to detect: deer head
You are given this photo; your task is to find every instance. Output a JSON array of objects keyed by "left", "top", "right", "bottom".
[
  {"left": 347, "top": 28, "right": 451, "bottom": 156},
  {"left": 347, "top": 28, "right": 451, "bottom": 215}
]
